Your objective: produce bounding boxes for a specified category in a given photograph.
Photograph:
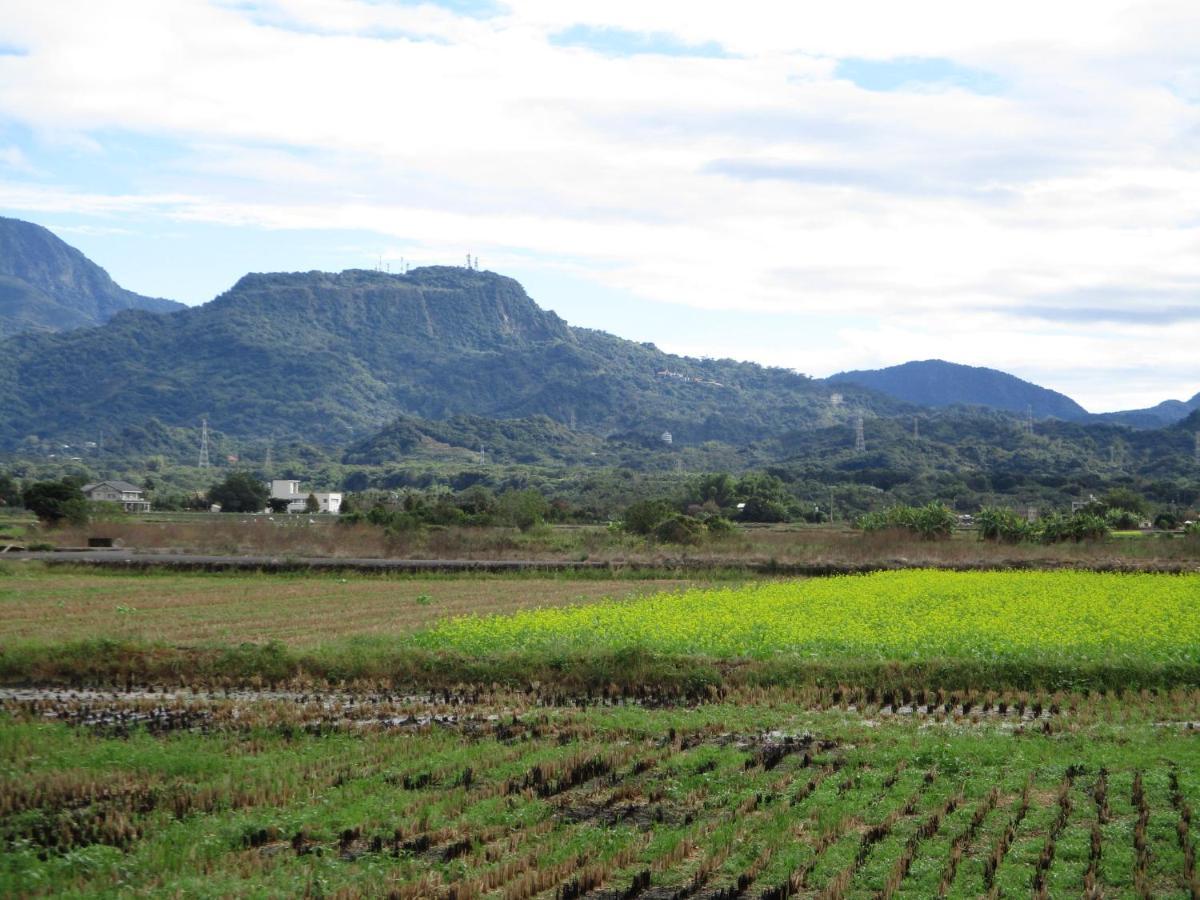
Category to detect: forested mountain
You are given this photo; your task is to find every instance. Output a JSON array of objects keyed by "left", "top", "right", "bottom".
[
  {"left": 0, "top": 266, "right": 895, "bottom": 453},
  {"left": 0, "top": 217, "right": 183, "bottom": 337},
  {"left": 1092, "top": 393, "right": 1200, "bottom": 429},
  {"left": 827, "top": 360, "right": 1091, "bottom": 421}
]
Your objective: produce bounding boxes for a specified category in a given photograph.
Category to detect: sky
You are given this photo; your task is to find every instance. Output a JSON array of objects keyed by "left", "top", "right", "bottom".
[{"left": 1, "top": 1, "right": 1199, "bottom": 412}]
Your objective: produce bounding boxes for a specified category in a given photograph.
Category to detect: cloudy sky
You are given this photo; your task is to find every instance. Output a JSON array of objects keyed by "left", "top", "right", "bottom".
[{"left": 1, "top": 0, "right": 1198, "bottom": 411}]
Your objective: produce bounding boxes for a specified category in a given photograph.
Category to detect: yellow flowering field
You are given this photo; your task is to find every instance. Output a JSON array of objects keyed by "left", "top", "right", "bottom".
[{"left": 414, "top": 570, "right": 1200, "bottom": 664}]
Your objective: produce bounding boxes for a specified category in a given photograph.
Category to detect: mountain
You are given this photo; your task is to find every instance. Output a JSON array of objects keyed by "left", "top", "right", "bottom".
[
  {"left": 1094, "top": 393, "right": 1200, "bottom": 429},
  {"left": 0, "top": 217, "right": 183, "bottom": 337},
  {"left": 827, "top": 359, "right": 1090, "bottom": 421},
  {"left": 0, "top": 266, "right": 898, "bottom": 454}
]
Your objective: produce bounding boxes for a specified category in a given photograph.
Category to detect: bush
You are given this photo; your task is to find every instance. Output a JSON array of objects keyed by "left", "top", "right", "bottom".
[
  {"left": 498, "top": 489, "right": 549, "bottom": 532},
  {"left": 653, "top": 514, "right": 706, "bottom": 545},
  {"left": 704, "top": 516, "right": 737, "bottom": 536},
  {"left": 1153, "top": 512, "right": 1180, "bottom": 530},
  {"left": 1035, "top": 512, "right": 1110, "bottom": 544},
  {"left": 1104, "top": 508, "right": 1141, "bottom": 530},
  {"left": 859, "top": 503, "right": 955, "bottom": 541},
  {"left": 976, "top": 507, "right": 1031, "bottom": 544},
  {"left": 622, "top": 499, "right": 676, "bottom": 536}
]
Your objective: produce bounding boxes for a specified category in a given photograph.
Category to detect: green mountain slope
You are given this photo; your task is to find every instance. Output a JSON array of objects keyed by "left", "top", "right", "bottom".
[
  {"left": 0, "top": 217, "right": 183, "bottom": 336},
  {"left": 0, "top": 267, "right": 895, "bottom": 451},
  {"left": 827, "top": 359, "right": 1091, "bottom": 421}
]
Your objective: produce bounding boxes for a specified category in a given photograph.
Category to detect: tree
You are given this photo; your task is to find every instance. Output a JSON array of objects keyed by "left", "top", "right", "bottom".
[
  {"left": 498, "top": 488, "right": 549, "bottom": 532},
  {"left": 0, "top": 472, "right": 19, "bottom": 507},
  {"left": 23, "top": 479, "right": 89, "bottom": 526},
  {"left": 208, "top": 471, "right": 269, "bottom": 513},
  {"left": 304, "top": 493, "right": 320, "bottom": 514},
  {"left": 1100, "top": 488, "right": 1147, "bottom": 517}
]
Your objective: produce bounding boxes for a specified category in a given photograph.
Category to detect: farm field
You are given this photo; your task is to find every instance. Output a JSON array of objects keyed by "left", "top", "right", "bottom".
[
  {"left": 3, "top": 690, "right": 1200, "bottom": 897},
  {"left": 0, "top": 565, "right": 700, "bottom": 645},
  {"left": 417, "top": 570, "right": 1200, "bottom": 668},
  {"left": 3, "top": 568, "right": 1199, "bottom": 693},
  {"left": 3, "top": 567, "right": 1200, "bottom": 896}
]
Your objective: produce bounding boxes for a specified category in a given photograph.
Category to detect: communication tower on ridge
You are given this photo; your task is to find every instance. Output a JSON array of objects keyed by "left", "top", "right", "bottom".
[{"left": 198, "top": 418, "right": 211, "bottom": 469}]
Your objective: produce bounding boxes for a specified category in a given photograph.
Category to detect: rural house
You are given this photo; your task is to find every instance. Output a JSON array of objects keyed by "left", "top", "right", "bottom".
[
  {"left": 81, "top": 480, "right": 151, "bottom": 512},
  {"left": 268, "top": 479, "right": 342, "bottom": 514}
]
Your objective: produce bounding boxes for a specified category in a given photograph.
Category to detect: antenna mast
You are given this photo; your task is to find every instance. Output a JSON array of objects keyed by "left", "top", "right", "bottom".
[{"left": 198, "top": 418, "right": 211, "bottom": 469}]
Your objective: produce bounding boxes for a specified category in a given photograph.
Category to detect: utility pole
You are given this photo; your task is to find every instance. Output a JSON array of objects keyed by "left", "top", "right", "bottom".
[{"left": 198, "top": 418, "right": 211, "bottom": 469}]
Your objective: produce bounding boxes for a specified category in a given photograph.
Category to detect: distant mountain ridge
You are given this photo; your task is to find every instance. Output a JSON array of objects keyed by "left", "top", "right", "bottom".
[
  {"left": 1093, "top": 394, "right": 1200, "bottom": 429},
  {"left": 0, "top": 217, "right": 184, "bottom": 337},
  {"left": 0, "top": 263, "right": 895, "bottom": 452},
  {"left": 827, "top": 360, "right": 1090, "bottom": 421}
]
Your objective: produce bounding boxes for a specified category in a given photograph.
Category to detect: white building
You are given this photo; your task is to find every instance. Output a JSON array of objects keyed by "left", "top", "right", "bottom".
[{"left": 268, "top": 479, "right": 342, "bottom": 514}]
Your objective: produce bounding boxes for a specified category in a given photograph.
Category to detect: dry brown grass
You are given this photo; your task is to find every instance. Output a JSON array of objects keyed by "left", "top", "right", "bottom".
[
  {"left": 0, "top": 569, "right": 701, "bottom": 646},
  {"left": 42, "top": 516, "right": 1200, "bottom": 567}
]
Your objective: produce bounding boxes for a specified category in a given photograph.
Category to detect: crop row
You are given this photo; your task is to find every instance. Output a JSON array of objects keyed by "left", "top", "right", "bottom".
[{"left": 3, "top": 697, "right": 1200, "bottom": 897}]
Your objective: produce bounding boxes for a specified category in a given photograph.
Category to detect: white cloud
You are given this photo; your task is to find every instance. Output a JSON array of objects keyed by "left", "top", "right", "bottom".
[{"left": 0, "top": 0, "right": 1197, "bottom": 409}]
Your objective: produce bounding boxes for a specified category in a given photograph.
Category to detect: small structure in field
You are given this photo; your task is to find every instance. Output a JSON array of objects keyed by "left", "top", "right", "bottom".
[
  {"left": 268, "top": 479, "right": 342, "bottom": 514},
  {"left": 81, "top": 481, "right": 151, "bottom": 512}
]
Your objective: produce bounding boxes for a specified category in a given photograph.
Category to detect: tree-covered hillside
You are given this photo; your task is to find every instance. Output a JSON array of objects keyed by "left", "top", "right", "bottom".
[
  {"left": 827, "top": 359, "right": 1091, "bottom": 421},
  {"left": 0, "top": 266, "right": 893, "bottom": 451},
  {"left": 0, "top": 217, "right": 183, "bottom": 337}
]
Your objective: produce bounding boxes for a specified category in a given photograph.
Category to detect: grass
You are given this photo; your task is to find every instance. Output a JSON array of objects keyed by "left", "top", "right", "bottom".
[
  {"left": 41, "top": 515, "right": 1200, "bottom": 566},
  {"left": 1, "top": 693, "right": 1198, "bottom": 897}
]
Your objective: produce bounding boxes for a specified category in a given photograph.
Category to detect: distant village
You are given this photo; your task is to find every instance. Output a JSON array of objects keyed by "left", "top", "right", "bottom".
[{"left": 79, "top": 478, "right": 341, "bottom": 514}]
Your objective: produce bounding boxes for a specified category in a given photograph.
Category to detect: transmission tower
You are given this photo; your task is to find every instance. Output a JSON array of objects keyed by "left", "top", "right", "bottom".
[
  {"left": 198, "top": 418, "right": 211, "bottom": 469},
  {"left": 854, "top": 415, "right": 866, "bottom": 453}
]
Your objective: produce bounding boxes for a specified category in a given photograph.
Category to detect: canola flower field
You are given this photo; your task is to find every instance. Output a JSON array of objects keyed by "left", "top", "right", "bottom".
[{"left": 414, "top": 570, "right": 1200, "bottom": 666}]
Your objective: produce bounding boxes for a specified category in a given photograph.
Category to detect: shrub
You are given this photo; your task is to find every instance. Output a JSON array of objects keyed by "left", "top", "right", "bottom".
[
  {"left": 976, "top": 507, "right": 1031, "bottom": 544},
  {"left": 859, "top": 502, "right": 955, "bottom": 541},
  {"left": 622, "top": 499, "right": 676, "bottom": 536},
  {"left": 653, "top": 514, "right": 707, "bottom": 545},
  {"left": 1104, "top": 508, "right": 1141, "bottom": 530}
]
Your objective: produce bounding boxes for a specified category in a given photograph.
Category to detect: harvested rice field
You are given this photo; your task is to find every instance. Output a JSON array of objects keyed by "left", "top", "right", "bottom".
[{"left": 3, "top": 688, "right": 1200, "bottom": 897}]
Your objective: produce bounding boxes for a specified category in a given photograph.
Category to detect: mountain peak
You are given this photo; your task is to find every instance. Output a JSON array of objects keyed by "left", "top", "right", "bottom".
[
  {"left": 0, "top": 217, "right": 184, "bottom": 337},
  {"left": 213, "top": 264, "right": 572, "bottom": 348},
  {"left": 827, "top": 359, "right": 1090, "bottom": 421}
]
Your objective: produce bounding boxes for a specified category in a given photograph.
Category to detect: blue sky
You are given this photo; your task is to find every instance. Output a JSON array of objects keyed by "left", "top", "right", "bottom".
[{"left": 1, "top": 0, "right": 1198, "bottom": 410}]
